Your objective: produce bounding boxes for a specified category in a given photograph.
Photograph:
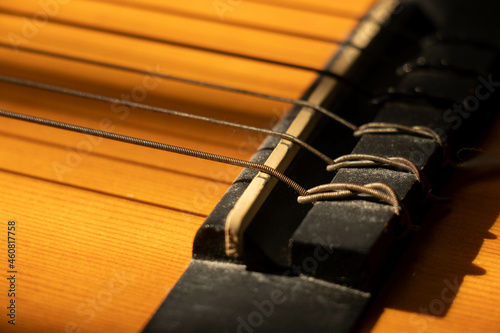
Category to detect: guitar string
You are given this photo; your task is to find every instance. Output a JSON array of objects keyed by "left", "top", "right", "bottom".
[
  {"left": 98, "top": 2, "right": 359, "bottom": 43},
  {"left": 0, "top": 68, "right": 435, "bottom": 219},
  {"left": 0, "top": 43, "right": 358, "bottom": 130},
  {"left": 0, "top": 6, "right": 370, "bottom": 50},
  {"left": 0, "top": 74, "right": 335, "bottom": 165},
  {"left": 0, "top": 108, "right": 308, "bottom": 196},
  {"left": 297, "top": 182, "right": 414, "bottom": 237},
  {"left": 0, "top": 13, "right": 442, "bottom": 186},
  {"left": 0, "top": 4, "right": 434, "bottom": 234},
  {"left": 0, "top": 40, "right": 372, "bottom": 102},
  {"left": 327, "top": 154, "right": 421, "bottom": 183},
  {"left": 0, "top": 44, "right": 444, "bottom": 145},
  {"left": 0, "top": 88, "right": 430, "bottom": 230},
  {"left": 0, "top": 74, "right": 428, "bottom": 225},
  {"left": 0, "top": 69, "right": 438, "bottom": 204},
  {"left": 0, "top": 108, "right": 407, "bottom": 218},
  {"left": 326, "top": 154, "right": 432, "bottom": 196},
  {"left": 0, "top": 72, "right": 443, "bottom": 177},
  {"left": 0, "top": 85, "right": 424, "bottom": 230},
  {"left": 100, "top": 0, "right": 367, "bottom": 22},
  {"left": 0, "top": 42, "right": 442, "bottom": 217},
  {"left": 297, "top": 182, "right": 401, "bottom": 215},
  {"left": 0, "top": 11, "right": 372, "bottom": 98}
]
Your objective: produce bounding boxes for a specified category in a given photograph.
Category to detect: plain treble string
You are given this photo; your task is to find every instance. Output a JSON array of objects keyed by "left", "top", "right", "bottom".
[
  {"left": 0, "top": 71, "right": 438, "bottom": 204},
  {"left": 0, "top": 74, "right": 334, "bottom": 165},
  {"left": 0, "top": 41, "right": 360, "bottom": 130},
  {"left": 0, "top": 44, "right": 443, "bottom": 148}
]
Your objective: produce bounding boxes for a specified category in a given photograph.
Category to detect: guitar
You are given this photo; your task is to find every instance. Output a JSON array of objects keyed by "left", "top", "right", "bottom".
[{"left": 0, "top": 0, "right": 498, "bottom": 332}]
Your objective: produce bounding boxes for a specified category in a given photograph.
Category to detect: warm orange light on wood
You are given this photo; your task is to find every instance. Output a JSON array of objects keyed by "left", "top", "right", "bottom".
[
  {"left": 0, "top": 1, "right": 498, "bottom": 332},
  {"left": 0, "top": 1, "right": 368, "bottom": 332}
]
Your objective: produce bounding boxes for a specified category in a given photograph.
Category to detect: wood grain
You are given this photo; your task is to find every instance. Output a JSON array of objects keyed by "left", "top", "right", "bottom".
[
  {"left": 1, "top": 1, "right": 497, "bottom": 332},
  {"left": 0, "top": 1, "right": 363, "bottom": 332},
  {"left": 0, "top": 0, "right": 349, "bottom": 69}
]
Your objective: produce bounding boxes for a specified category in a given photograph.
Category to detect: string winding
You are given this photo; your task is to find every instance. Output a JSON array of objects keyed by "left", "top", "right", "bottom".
[{"left": 0, "top": 68, "right": 446, "bottom": 239}]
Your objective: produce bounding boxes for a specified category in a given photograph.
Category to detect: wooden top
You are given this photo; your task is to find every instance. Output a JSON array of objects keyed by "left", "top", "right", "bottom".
[{"left": 0, "top": 1, "right": 498, "bottom": 332}]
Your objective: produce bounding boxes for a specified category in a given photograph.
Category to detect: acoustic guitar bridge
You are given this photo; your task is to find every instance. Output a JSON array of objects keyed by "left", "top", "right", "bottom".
[{"left": 145, "top": 1, "right": 500, "bottom": 332}]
